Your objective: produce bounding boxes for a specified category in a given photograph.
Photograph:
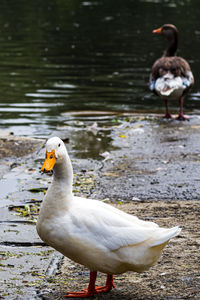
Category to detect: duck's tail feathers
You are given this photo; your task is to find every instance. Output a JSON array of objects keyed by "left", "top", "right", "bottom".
[{"left": 150, "top": 226, "right": 181, "bottom": 247}]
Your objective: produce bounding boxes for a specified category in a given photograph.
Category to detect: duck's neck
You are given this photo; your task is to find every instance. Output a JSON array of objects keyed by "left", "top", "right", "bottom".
[
  {"left": 47, "top": 154, "right": 74, "bottom": 210},
  {"left": 54, "top": 154, "right": 73, "bottom": 194},
  {"left": 164, "top": 34, "right": 178, "bottom": 57}
]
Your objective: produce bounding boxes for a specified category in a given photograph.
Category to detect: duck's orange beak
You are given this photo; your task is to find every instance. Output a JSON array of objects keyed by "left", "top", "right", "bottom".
[
  {"left": 152, "top": 27, "right": 162, "bottom": 34},
  {"left": 41, "top": 150, "right": 56, "bottom": 172}
]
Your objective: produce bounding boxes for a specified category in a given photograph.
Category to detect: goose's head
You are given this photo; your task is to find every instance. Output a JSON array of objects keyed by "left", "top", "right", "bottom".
[
  {"left": 152, "top": 24, "right": 178, "bottom": 57},
  {"left": 41, "top": 137, "right": 67, "bottom": 173},
  {"left": 152, "top": 24, "right": 178, "bottom": 41}
]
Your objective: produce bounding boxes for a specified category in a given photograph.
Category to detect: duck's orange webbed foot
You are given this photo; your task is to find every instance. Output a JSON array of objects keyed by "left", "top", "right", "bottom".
[
  {"left": 95, "top": 274, "right": 115, "bottom": 293},
  {"left": 64, "top": 290, "right": 95, "bottom": 298},
  {"left": 64, "top": 273, "right": 115, "bottom": 298},
  {"left": 64, "top": 271, "right": 97, "bottom": 298}
]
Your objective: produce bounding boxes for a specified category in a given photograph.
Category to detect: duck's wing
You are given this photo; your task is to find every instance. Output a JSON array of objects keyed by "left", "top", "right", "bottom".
[{"left": 69, "top": 198, "right": 179, "bottom": 252}]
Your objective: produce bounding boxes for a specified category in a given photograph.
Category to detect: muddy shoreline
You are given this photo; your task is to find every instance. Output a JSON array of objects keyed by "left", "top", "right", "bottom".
[{"left": 0, "top": 114, "right": 200, "bottom": 299}]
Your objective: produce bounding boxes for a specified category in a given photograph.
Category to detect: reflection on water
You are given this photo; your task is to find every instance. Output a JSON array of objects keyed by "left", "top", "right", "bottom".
[
  {"left": 57, "top": 113, "right": 121, "bottom": 159},
  {"left": 71, "top": 129, "right": 116, "bottom": 160},
  {"left": 0, "top": 0, "right": 199, "bottom": 146}
]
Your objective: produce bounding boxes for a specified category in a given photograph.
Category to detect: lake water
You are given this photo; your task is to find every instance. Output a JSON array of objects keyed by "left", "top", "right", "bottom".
[{"left": 0, "top": 0, "right": 200, "bottom": 138}]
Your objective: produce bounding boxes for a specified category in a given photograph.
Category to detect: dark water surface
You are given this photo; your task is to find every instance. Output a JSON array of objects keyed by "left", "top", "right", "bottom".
[{"left": 0, "top": 0, "right": 200, "bottom": 137}]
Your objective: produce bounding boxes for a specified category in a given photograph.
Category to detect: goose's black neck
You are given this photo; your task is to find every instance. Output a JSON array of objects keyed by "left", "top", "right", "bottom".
[{"left": 164, "top": 32, "right": 178, "bottom": 57}]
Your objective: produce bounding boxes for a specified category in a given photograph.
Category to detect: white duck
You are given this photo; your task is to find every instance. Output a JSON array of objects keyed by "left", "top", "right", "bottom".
[{"left": 37, "top": 137, "right": 181, "bottom": 298}]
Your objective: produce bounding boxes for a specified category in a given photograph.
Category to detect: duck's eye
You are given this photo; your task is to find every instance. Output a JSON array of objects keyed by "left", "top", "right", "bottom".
[
  {"left": 58, "top": 143, "right": 61, "bottom": 147},
  {"left": 50, "top": 155, "right": 53, "bottom": 159}
]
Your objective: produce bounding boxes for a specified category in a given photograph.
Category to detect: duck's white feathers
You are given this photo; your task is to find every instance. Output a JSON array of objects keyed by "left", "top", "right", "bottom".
[
  {"left": 37, "top": 137, "right": 181, "bottom": 275},
  {"left": 37, "top": 193, "right": 180, "bottom": 274},
  {"left": 70, "top": 197, "right": 180, "bottom": 251}
]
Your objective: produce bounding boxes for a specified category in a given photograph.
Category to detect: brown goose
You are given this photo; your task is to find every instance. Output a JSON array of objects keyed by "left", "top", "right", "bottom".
[{"left": 150, "top": 24, "right": 194, "bottom": 120}]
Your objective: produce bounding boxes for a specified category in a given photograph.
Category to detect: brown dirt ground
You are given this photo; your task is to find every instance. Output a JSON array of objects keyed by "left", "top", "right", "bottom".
[
  {"left": 41, "top": 200, "right": 200, "bottom": 300},
  {"left": 0, "top": 136, "right": 43, "bottom": 158}
]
